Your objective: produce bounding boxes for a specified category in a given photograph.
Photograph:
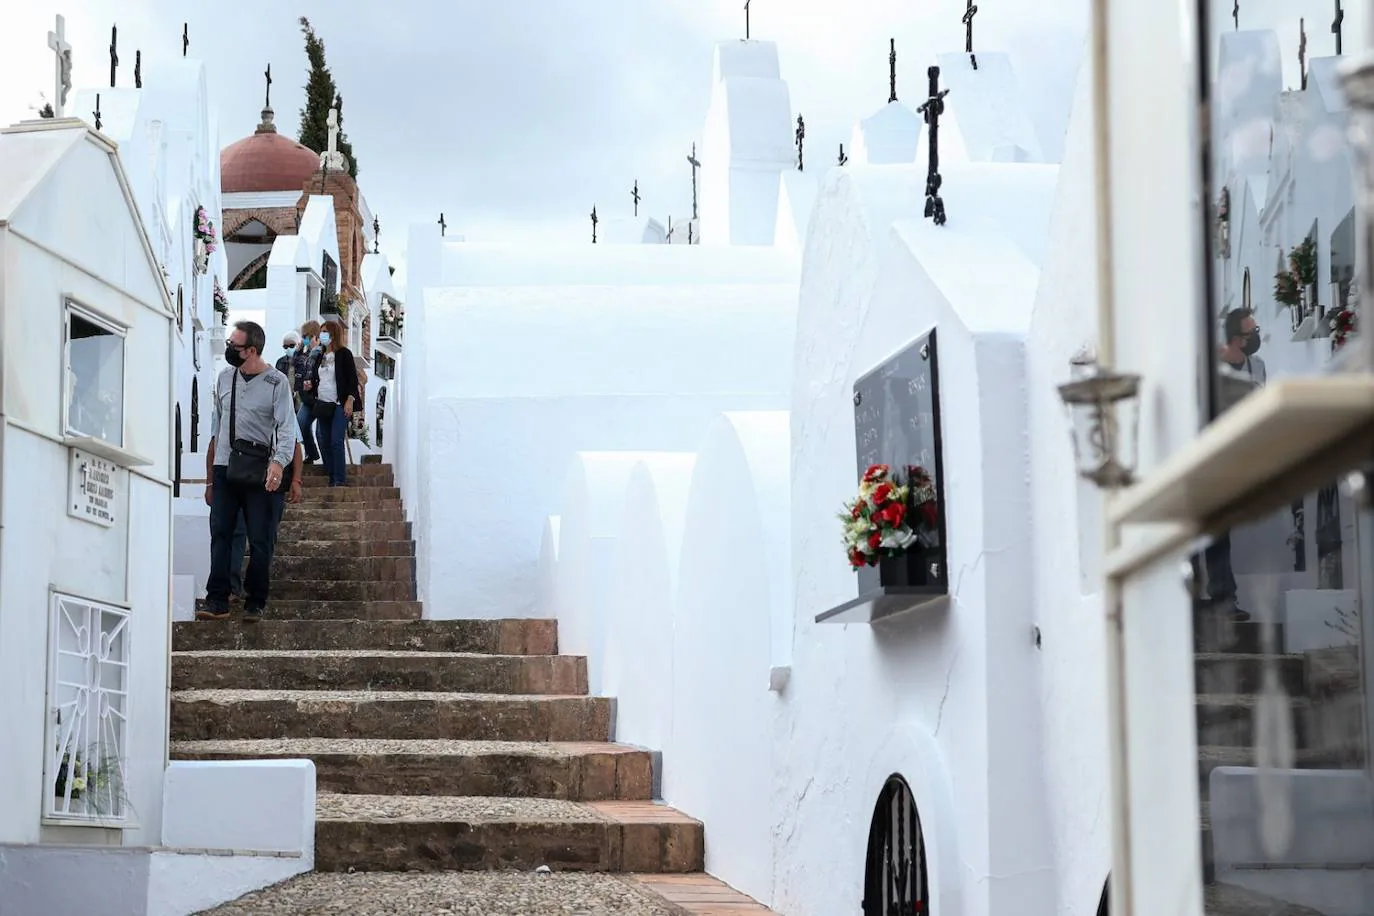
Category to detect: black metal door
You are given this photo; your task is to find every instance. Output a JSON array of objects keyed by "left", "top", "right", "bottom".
[{"left": 862, "top": 775, "right": 929, "bottom": 915}]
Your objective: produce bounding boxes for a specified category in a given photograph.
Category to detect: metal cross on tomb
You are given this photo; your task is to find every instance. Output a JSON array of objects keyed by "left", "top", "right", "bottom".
[
  {"left": 1233, "top": 0, "right": 1239, "bottom": 30},
  {"left": 687, "top": 143, "right": 701, "bottom": 220},
  {"left": 795, "top": 114, "right": 805, "bottom": 171},
  {"left": 889, "top": 38, "right": 898, "bottom": 103},
  {"left": 631, "top": 180, "right": 641, "bottom": 217},
  {"left": 1333, "top": 0, "right": 1345, "bottom": 55},
  {"left": 438, "top": 212, "right": 447, "bottom": 236},
  {"left": 918, "top": 65, "right": 950, "bottom": 226},
  {"left": 373, "top": 216, "right": 380, "bottom": 253},
  {"left": 182, "top": 22, "right": 189, "bottom": 57},
  {"left": 838, "top": 143, "right": 848, "bottom": 166},
  {"left": 109, "top": 25, "right": 119, "bottom": 88},
  {"left": 48, "top": 15, "right": 72, "bottom": 118},
  {"left": 93, "top": 93, "right": 103, "bottom": 131},
  {"left": 744, "top": 0, "right": 751, "bottom": 40},
  {"left": 135, "top": 50, "right": 142, "bottom": 89},
  {"left": 591, "top": 206, "right": 598, "bottom": 244},
  {"left": 1299, "top": 18, "right": 1309, "bottom": 90},
  {"left": 963, "top": 0, "right": 979, "bottom": 70}
]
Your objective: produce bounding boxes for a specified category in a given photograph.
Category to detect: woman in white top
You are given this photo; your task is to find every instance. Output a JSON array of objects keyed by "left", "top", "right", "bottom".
[{"left": 308, "top": 318, "right": 360, "bottom": 487}]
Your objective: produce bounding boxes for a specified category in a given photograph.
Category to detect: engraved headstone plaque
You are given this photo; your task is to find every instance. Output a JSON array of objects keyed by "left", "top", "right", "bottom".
[
  {"left": 68, "top": 449, "right": 118, "bottom": 528},
  {"left": 851, "top": 329, "right": 948, "bottom": 595}
]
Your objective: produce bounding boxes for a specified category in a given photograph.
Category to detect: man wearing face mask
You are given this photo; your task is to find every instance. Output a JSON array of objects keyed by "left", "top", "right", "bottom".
[
  {"left": 1201, "top": 307, "right": 1268, "bottom": 622},
  {"left": 200, "top": 321, "right": 302, "bottom": 622}
]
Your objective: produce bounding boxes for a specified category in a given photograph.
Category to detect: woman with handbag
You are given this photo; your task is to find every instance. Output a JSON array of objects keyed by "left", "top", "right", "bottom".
[{"left": 310, "top": 318, "right": 360, "bottom": 487}]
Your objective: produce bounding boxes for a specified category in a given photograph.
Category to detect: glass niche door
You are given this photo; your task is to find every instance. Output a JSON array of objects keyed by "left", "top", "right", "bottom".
[{"left": 1190, "top": 2, "right": 1373, "bottom": 915}]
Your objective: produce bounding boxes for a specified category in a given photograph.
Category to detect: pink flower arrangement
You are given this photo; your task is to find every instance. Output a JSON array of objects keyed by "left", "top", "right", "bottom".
[{"left": 193, "top": 206, "right": 218, "bottom": 254}]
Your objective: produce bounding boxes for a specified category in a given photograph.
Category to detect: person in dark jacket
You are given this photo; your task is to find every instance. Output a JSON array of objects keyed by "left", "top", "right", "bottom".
[
  {"left": 310, "top": 318, "right": 360, "bottom": 487},
  {"left": 294, "top": 320, "right": 323, "bottom": 463}
]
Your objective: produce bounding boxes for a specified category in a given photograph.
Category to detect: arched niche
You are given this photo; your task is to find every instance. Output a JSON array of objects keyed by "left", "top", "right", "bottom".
[{"left": 862, "top": 774, "right": 930, "bottom": 915}]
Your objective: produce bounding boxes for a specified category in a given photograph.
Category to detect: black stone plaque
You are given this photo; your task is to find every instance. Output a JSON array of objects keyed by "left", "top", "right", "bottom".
[{"left": 850, "top": 328, "right": 949, "bottom": 600}]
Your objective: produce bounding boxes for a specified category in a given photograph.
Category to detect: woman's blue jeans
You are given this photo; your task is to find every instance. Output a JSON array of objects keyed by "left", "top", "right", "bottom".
[
  {"left": 315, "top": 404, "right": 348, "bottom": 486},
  {"left": 296, "top": 401, "right": 319, "bottom": 462}
]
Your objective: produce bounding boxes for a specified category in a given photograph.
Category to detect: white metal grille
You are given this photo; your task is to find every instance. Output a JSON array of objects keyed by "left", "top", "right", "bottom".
[{"left": 45, "top": 593, "right": 130, "bottom": 823}]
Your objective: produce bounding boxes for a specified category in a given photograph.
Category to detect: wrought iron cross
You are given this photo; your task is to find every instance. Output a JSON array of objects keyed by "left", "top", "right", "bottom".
[
  {"left": 93, "top": 93, "right": 103, "bottom": 131},
  {"left": 1333, "top": 0, "right": 1344, "bottom": 55},
  {"left": 109, "top": 25, "right": 119, "bottom": 88},
  {"left": 963, "top": 0, "right": 979, "bottom": 70},
  {"left": 373, "top": 215, "right": 380, "bottom": 253},
  {"left": 687, "top": 222, "right": 693, "bottom": 244},
  {"left": 438, "top": 212, "right": 447, "bottom": 236},
  {"left": 48, "top": 15, "right": 72, "bottom": 118},
  {"left": 918, "top": 66, "right": 950, "bottom": 226},
  {"left": 889, "top": 39, "right": 898, "bottom": 103},
  {"left": 687, "top": 143, "right": 701, "bottom": 220},
  {"left": 265, "top": 64, "right": 273, "bottom": 109},
  {"left": 1299, "top": 18, "right": 1308, "bottom": 89},
  {"left": 1233, "top": 0, "right": 1239, "bottom": 30},
  {"left": 745, "top": 0, "right": 751, "bottom": 40},
  {"left": 591, "top": 206, "right": 599, "bottom": 244},
  {"left": 631, "top": 180, "right": 641, "bottom": 217},
  {"left": 795, "top": 114, "right": 805, "bottom": 171},
  {"left": 182, "top": 22, "right": 189, "bottom": 57},
  {"left": 135, "top": 50, "right": 142, "bottom": 89},
  {"left": 839, "top": 143, "right": 848, "bottom": 166}
]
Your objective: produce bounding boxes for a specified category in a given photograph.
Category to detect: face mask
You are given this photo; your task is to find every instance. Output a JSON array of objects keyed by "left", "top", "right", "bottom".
[
  {"left": 302, "top": 336, "right": 311, "bottom": 346},
  {"left": 1242, "top": 331, "right": 1261, "bottom": 356},
  {"left": 225, "top": 345, "right": 246, "bottom": 367},
  {"left": 319, "top": 332, "right": 332, "bottom": 346}
]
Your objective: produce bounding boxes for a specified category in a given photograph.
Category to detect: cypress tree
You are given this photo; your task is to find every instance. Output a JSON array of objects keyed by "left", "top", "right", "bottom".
[{"left": 297, "top": 17, "right": 358, "bottom": 179}]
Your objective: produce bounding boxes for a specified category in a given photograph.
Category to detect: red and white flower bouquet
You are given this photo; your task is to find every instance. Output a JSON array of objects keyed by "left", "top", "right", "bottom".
[{"left": 840, "top": 464, "right": 939, "bottom": 570}]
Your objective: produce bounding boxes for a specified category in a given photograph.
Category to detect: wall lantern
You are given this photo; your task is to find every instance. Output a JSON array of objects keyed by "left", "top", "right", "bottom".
[{"left": 1057, "top": 353, "right": 1142, "bottom": 490}]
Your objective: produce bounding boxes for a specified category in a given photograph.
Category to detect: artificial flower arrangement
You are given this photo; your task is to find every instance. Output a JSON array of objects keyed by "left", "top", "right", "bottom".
[
  {"left": 839, "top": 463, "right": 939, "bottom": 570},
  {"left": 193, "top": 205, "right": 218, "bottom": 254},
  {"left": 212, "top": 278, "right": 229, "bottom": 324},
  {"left": 1332, "top": 304, "right": 1358, "bottom": 352}
]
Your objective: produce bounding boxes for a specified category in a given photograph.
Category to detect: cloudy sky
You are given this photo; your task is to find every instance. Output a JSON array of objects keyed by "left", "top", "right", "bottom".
[{"left": 3, "top": 0, "right": 1093, "bottom": 261}]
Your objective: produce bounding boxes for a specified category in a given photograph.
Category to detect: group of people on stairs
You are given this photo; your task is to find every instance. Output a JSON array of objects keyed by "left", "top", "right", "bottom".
[{"left": 196, "top": 317, "right": 363, "bottom": 623}]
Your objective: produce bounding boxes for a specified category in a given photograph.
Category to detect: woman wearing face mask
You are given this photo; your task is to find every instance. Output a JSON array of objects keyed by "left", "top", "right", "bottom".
[{"left": 308, "top": 318, "right": 360, "bottom": 487}]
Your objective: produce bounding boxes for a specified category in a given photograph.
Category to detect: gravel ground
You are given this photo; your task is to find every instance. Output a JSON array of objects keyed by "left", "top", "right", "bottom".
[
  {"left": 316, "top": 793, "right": 596, "bottom": 822},
  {"left": 196, "top": 871, "right": 687, "bottom": 915},
  {"left": 171, "top": 738, "right": 573, "bottom": 757}
]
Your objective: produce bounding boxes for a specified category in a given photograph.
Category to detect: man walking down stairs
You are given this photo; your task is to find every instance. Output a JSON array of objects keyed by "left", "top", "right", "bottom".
[{"left": 174, "top": 462, "right": 775, "bottom": 914}]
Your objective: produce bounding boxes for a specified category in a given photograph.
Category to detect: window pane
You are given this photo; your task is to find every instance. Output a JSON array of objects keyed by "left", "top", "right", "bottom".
[
  {"left": 66, "top": 313, "right": 124, "bottom": 447},
  {"left": 1202, "top": 0, "right": 1364, "bottom": 424}
]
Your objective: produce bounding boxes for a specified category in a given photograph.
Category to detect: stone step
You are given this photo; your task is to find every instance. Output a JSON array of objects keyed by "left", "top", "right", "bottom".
[
  {"left": 277, "top": 520, "right": 412, "bottom": 543},
  {"left": 281, "top": 506, "right": 405, "bottom": 524},
  {"left": 1194, "top": 616, "right": 1285, "bottom": 656},
  {"left": 300, "top": 474, "right": 395, "bottom": 488},
  {"left": 170, "top": 738, "right": 652, "bottom": 801},
  {"left": 294, "top": 487, "right": 402, "bottom": 504},
  {"left": 312, "top": 795, "right": 702, "bottom": 874},
  {"left": 274, "top": 540, "right": 415, "bottom": 559},
  {"left": 193, "top": 600, "right": 422, "bottom": 622},
  {"left": 1195, "top": 694, "right": 1314, "bottom": 748},
  {"left": 169, "top": 689, "right": 613, "bottom": 742},
  {"left": 271, "top": 556, "right": 415, "bottom": 583},
  {"left": 268, "top": 578, "right": 414, "bottom": 602},
  {"left": 1195, "top": 653, "right": 1305, "bottom": 696},
  {"left": 304, "top": 463, "right": 393, "bottom": 477},
  {"left": 173, "top": 619, "right": 557, "bottom": 654},
  {"left": 172, "top": 650, "right": 588, "bottom": 694},
  {"left": 1196, "top": 744, "right": 1363, "bottom": 796}
]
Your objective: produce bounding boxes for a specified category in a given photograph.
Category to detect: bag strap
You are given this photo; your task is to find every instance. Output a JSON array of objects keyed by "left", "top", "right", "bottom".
[{"left": 228, "top": 369, "right": 238, "bottom": 444}]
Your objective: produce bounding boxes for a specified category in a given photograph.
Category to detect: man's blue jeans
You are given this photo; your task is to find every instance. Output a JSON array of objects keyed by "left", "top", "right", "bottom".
[
  {"left": 229, "top": 513, "right": 247, "bottom": 597},
  {"left": 206, "top": 466, "right": 285, "bottom": 611}
]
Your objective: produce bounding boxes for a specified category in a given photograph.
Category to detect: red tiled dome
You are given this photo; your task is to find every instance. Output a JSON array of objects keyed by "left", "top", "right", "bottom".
[{"left": 221, "top": 129, "right": 322, "bottom": 194}]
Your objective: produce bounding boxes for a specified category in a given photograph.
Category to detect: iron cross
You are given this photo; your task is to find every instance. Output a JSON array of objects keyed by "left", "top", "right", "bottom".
[
  {"left": 591, "top": 206, "right": 599, "bottom": 244},
  {"left": 182, "top": 22, "right": 189, "bottom": 56},
  {"left": 264, "top": 63, "right": 273, "bottom": 109},
  {"left": 135, "top": 50, "right": 142, "bottom": 89},
  {"left": 918, "top": 66, "right": 950, "bottom": 226},
  {"left": 795, "top": 114, "right": 805, "bottom": 171},
  {"left": 438, "top": 212, "right": 447, "bottom": 236},
  {"left": 93, "top": 93, "right": 103, "bottom": 131},
  {"left": 963, "top": 0, "right": 979, "bottom": 70},
  {"left": 373, "top": 215, "right": 380, "bottom": 253},
  {"left": 838, "top": 143, "right": 848, "bottom": 166},
  {"left": 1232, "top": 0, "right": 1239, "bottom": 30},
  {"left": 1299, "top": 18, "right": 1308, "bottom": 89},
  {"left": 109, "top": 25, "right": 119, "bottom": 88},
  {"left": 744, "top": 0, "right": 751, "bottom": 40},
  {"left": 687, "top": 143, "right": 701, "bottom": 220},
  {"left": 889, "top": 38, "right": 898, "bottom": 103},
  {"left": 1333, "top": 0, "right": 1344, "bottom": 55},
  {"left": 632, "top": 180, "right": 641, "bottom": 217}
]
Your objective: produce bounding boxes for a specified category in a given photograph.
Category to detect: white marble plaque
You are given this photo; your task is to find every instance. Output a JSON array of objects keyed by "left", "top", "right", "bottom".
[{"left": 68, "top": 449, "right": 118, "bottom": 528}]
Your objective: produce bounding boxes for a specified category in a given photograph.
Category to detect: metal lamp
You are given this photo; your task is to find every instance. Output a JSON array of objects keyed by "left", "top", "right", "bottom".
[{"left": 1057, "top": 353, "right": 1142, "bottom": 490}]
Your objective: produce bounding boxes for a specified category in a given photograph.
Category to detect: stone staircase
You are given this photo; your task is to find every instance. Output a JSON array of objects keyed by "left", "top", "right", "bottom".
[
  {"left": 171, "top": 463, "right": 738, "bottom": 893},
  {"left": 1194, "top": 613, "right": 1365, "bottom": 901}
]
